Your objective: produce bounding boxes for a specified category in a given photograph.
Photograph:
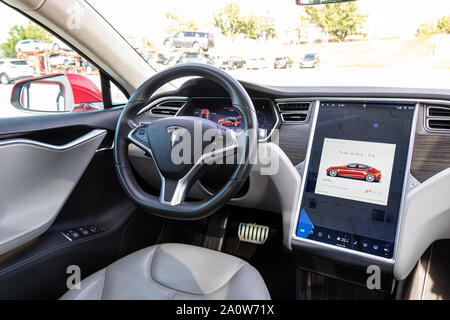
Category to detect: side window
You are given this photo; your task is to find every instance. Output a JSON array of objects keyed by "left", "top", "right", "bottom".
[
  {"left": 0, "top": 2, "right": 126, "bottom": 118},
  {"left": 111, "top": 81, "right": 128, "bottom": 105}
]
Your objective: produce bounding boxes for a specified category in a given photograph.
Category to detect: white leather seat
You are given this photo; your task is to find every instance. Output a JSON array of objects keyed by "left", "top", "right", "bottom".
[{"left": 60, "top": 243, "right": 270, "bottom": 300}]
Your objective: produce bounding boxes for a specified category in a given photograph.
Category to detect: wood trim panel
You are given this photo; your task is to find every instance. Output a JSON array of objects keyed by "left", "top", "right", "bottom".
[
  {"left": 411, "top": 134, "right": 450, "bottom": 182},
  {"left": 411, "top": 106, "right": 450, "bottom": 182},
  {"left": 278, "top": 124, "right": 311, "bottom": 165}
]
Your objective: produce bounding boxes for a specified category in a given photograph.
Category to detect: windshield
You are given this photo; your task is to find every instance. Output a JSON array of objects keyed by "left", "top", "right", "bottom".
[{"left": 88, "top": 0, "right": 450, "bottom": 89}]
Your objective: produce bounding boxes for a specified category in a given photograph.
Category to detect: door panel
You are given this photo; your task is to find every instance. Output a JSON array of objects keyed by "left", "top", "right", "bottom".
[
  {"left": 0, "top": 129, "right": 106, "bottom": 255},
  {"left": 0, "top": 110, "right": 165, "bottom": 299},
  {"left": 0, "top": 148, "right": 164, "bottom": 299}
]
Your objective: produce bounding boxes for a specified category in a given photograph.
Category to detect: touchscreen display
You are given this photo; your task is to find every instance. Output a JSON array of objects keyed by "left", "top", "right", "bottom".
[{"left": 296, "top": 102, "right": 415, "bottom": 259}]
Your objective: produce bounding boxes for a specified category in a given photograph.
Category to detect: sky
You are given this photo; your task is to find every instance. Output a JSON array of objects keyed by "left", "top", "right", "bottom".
[{"left": 0, "top": 0, "right": 449, "bottom": 42}]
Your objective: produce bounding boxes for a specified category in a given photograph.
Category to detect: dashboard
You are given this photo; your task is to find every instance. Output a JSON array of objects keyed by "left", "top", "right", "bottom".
[
  {"left": 131, "top": 78, "right": 450, "bottom": 280},
  {"left": 177, "top": 97, "right": 278, "bottom": 140}
]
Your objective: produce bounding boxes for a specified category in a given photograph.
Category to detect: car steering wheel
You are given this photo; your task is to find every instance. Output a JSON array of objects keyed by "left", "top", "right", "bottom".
[{"left": 114, "top": 63, "right": 258, "bottom": 220}]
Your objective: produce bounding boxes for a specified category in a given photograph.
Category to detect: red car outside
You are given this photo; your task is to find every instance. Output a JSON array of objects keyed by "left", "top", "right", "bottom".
[
  {"left": 326, "top": 163, "right": 381, "bottom": 182},
  {"left": 218, "top": 115, "right": 242, "bottom": 127}
]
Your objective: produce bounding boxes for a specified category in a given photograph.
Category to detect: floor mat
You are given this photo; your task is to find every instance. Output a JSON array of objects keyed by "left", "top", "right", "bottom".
[
  {"left": 222, "top": 207, "right": 296, "bottom": 300},
  {"left": 422, "top": 240, "right": 450, "bottom": 299}
]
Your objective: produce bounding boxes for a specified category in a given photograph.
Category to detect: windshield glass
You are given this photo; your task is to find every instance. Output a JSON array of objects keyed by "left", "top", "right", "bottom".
[{"left": 88, "top": 0, "right": 450, "bottom": 89}]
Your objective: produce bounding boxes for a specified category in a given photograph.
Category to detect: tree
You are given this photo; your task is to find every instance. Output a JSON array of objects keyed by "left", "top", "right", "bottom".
[
  {"left": 416, "top": 20, "right": 437, "bottom": 37},
  {"left": 245, "top": 14, "right": 276, "bottom": 40},
  {"left": 437, "top": 15, "right": 450, "bottom": 34},
  {"left": 213, "top": 3, "right": 276, "bottom": 40},
  {"left": 303, "top": 2, "right": 367, "bottom": 42},
  {"left": 0, "top": 22, "right": 52, "bottom": 58},
  {"left": 295, "top": 16, "right": 310, "bottom": 40},
  {"left": 165, "top": 11, "right": 199, "bottom": 35},
  {"left": 213, "top": 3, "right": 245, "bottom": 39},
  {"left": 416, "top": 15, "right": 450, "bottom": 37}
]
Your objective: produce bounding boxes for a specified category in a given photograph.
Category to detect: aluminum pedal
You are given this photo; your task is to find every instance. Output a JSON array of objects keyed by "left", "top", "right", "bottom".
[{"left": 238, "top": 223, "right": 269, "bottom": 245}]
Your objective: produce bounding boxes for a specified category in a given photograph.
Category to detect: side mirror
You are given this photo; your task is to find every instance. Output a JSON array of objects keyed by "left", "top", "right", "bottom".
[{"left": 11, "top": 73, "right": 103, "bottom": 113}]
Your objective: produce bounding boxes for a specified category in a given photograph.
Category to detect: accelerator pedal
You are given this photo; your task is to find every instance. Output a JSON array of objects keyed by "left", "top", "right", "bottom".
[{"left": 238, "top": 223, "right": 269, "bottom": 245}]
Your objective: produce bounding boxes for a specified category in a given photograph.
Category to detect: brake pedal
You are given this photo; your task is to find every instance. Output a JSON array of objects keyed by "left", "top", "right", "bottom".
[
  {"left": 238, "top": 223, "right": 269, "bottom": 245},
  {"left": 203, "top": 208, "right": 229, "bottom": 251}
]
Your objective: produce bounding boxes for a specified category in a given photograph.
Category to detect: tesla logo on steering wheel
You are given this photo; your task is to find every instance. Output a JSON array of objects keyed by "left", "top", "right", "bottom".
[{"left": 166, "top": 126, "right": 188, "bottom": 148}]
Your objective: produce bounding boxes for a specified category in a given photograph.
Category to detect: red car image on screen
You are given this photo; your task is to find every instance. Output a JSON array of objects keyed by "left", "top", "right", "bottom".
[
  {"left": 218, "top": 116, "right": 242, "bottom": 127},
  {"left": 326, "top": 164, "right": 382, "bottom": 182},
  {"left": 200, "top": 109, "right": 210, "bottom": 119}
]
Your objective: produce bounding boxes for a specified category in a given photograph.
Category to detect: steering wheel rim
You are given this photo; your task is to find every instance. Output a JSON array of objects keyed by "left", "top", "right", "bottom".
[{"left": 114, "top": 63, "right": 258, "bottom": 220}]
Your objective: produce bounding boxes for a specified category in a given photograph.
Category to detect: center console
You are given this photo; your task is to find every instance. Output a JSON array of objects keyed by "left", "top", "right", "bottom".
[{"left": 291, "top": 100, "right": 417, "bottom": 271}]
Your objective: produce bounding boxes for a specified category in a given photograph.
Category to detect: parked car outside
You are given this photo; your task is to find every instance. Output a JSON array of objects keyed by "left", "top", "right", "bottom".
[
  {"left": 326, "top": 164, "right": 381, "bottom": 182},
  {"left": 48, "top": 54, "right": 76, "bottom": 67},
  {"left": 51, "top": 38, "right": 74, "bottom": 51},
  {"left": 274, "top": 56, "right": 294, "bottom": 69},
  {"left": 211, "top": 55, "right": 224, "bottom": 68},
  {"left": 154, "top": 53, "right": 169, "bottom": 64},
  {"left": 82, "top": 60, "right": 98, "bottom": 73},
  {"left": 15, "top": 39, "right": 51, "bottom": 53},
  {"left": 246, "top": 58, "right": 269, "bottom": 70},
  {"left": 176, "top": 52, "right": 215, "bottom": 65},
  {"left": 163, "top": 31, "right": 214, "bottom": 51},
  {"left": 300, "top": 53, "right": 320, "bottom": 68},
  {"left": 164, "top": 55, "right": 179, "bottom": 67},
  {"left": 220, "top": 56, "right": 246, "bottom": 70},
  {"left": 0, "top": 59, "right": 34, "bottom": 84}
]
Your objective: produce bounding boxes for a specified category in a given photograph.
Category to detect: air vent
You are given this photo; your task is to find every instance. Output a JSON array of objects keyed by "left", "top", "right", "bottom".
[
  {"left": 277, "top": 101, "right": 312, "bottom": 123},
  {"left": 425, "top": 104, "right": 450, "bottom": 133},
  {"left": 149, "top": 99, "right": 186, "bottom": 117},
  {"left": 278, "top": 102, "right": 311, "bottom": 112},
  {"left": 428, "top": 119, "right": 450, "bottom": 130},
  {"left": 150, "top": 107, "right": 179, "bottom": 116},
  {"left": 427, "top": 106, "right": 450, "bottom": 117},
  {"left": 281, "top": 113, "right": 308, "bottom": 122}
]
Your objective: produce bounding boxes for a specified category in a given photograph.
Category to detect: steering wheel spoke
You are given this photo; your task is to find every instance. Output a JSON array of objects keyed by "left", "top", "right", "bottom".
[
  {"left": 128, "top": 124, "right": 153, "bottom": 155},
  {"left": 160, "top": 177, "right": 188, "bottom": 206}
]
